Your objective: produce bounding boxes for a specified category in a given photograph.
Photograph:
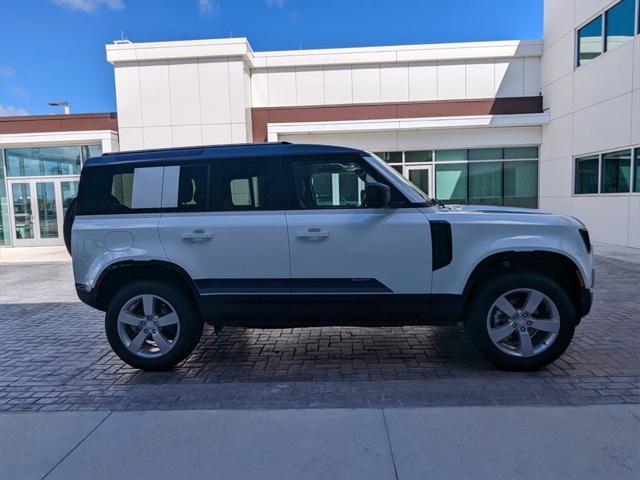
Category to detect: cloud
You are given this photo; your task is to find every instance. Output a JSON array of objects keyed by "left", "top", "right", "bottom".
[
  {"left": 0, "top": 104, "right": 29, "bottom": 116},
  {"left": 266, "top": 0, "right": 286, "bottom": 7},
  {"left": 198, "top": 0, "right": 220, "bottom": 16},
  {"left": 0, "top": 65, "right": 13, "bottom": 77},
  {"left": 51, "top": 0, "right": 125, "bottom": 13}
]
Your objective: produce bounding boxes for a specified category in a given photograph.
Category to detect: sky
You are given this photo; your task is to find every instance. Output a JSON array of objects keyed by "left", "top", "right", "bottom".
[{"left": 0, "top": 0, "right": 543, "bottom": 116}]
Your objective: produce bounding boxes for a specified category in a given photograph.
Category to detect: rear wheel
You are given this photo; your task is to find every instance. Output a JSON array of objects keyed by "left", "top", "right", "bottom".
[
  {"left": 465, "top": 272, "right": 575, "bottom": 371},
  {"left": 105, "top": 281, "right": 203, "bottom": 371}
]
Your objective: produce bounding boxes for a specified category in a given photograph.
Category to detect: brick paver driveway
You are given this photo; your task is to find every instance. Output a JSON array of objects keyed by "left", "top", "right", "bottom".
[{"left": 1, "top": 256, "right": 638, "bottom": 411}]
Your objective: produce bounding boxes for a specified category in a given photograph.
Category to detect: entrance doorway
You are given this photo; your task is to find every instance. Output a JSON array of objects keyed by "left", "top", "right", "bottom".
[
  {"left": 7, "top": 178, "right": 79, "bottom": 246},
  {"left": 403, "top": 165, "right": 433, "bottom": 198}
]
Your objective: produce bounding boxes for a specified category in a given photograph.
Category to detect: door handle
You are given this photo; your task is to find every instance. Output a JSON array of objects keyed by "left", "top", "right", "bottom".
[
  {"left": 296, "top": 228, "right": 329, "bottom": 240},
  {"left": 182, "top": 230, "right": 212, "bottom": 242}
]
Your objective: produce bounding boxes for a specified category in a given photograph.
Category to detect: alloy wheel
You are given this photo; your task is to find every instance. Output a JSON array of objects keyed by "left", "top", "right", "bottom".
[
  {"left": 117, "top": 294, "right": 180, "bottom": 358},
  {"left": 486, "top": 288, "right": 561, "bottom": 358}
]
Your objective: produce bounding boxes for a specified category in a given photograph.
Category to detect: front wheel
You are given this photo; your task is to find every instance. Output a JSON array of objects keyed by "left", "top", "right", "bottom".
[
  {"left": 105, "top": 281, "right": 203, "bottom": 371},
  {"left": 465, "top": 272, "right": 576, "bottom": 371}
]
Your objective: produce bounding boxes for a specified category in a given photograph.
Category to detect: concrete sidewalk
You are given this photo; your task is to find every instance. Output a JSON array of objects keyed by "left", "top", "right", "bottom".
[{"left": 2, "top": 405, "right": 638, "bottom": 480}]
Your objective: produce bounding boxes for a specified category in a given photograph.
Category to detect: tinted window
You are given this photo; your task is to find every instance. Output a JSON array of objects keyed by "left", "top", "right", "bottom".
[
  {"left": 605, "top": 0, "right": 635, "bottom": 52},
  {"left": 602, "top": 149, "right": 631, "bottom": 193},
  {"left": 577, "top": 16, "right": 603, "bottom": 66},
  {"left": 635, "top": 149, "right": 640, "bottom": 193},
  {"left": 77, "top": 165, "right": 135, "bottom": 215},
  {"left": 210, "top": 158, "right": 278, "bottom": 211},
  {"left": 504, "top": 160, "right": 538, "bottom": 208},
  {"left": 177, "top": 165, "right": 209, "bottom": 210},
  {"left": 469, "top": 162, "right": 503, "bottom": 205},
  {"left": 436, "top": 164, "right": 468, "bottom": 204},
  {"left": 574, "top": 155, "right": 599, "bottom": 194},
  {"left": 5, "top": 146, "right": 82, "bottom": 177},
  {"left": 373, "top": 152, "right": 402, "bottom": 163},
  {"left": 289, "top": 156, "right": 401, "bottom": 209}
]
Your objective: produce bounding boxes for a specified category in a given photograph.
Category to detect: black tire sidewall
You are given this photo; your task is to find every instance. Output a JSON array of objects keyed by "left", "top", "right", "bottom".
[
  {"left": 105, "top": 281, "right": 203, "bottom": 371},
  {"left": 465, "top": 272, "right": 576, "bottom": 371}
]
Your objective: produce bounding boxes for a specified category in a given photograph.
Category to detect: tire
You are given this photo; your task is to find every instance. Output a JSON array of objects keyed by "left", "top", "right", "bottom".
[
  {"left": 63, "top": 197, "right": 77, "bottom": 255},
  {"left": 105, "top": 281, "right": 203, "bottom": 371},
  {"left": 465, "top": 272, "right": 575, "bottom": 371}
]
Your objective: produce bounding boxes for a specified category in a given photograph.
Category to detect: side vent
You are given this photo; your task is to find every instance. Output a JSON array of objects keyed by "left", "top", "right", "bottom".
[{"left": 430, "top": 221, "right": 453, "bottom": 271}]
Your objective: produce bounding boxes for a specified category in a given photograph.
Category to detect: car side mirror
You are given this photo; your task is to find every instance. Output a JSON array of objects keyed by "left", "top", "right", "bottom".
[{"left": 364, "top": 182, "right": 391, "bottom": 208}]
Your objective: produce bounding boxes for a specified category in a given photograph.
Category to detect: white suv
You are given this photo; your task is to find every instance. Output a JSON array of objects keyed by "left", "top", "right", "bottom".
[{"left": 66, "top": 143, "right": 594, "bottom": 371}]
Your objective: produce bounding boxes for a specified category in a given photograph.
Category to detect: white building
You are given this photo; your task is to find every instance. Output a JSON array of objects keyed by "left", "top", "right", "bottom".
[{"left": 0, "top": 0, "right": 638, "bottom": 249}]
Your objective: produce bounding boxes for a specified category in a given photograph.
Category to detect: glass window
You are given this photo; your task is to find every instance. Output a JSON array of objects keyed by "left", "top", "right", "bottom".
[
  {"left": 210, "top": 159, "right": 277, "bottom": 211},
  {"left": 602, "top": 149, "right": 632, "bottom": 193},
  {"left": 373, "top": 152, "right": 402, "bottom": 163},
  {"left": 435, "top": 149, "right": 467, "bottom": 162},
  {"left": 605, "top": 0, "right": 635, "bottom": 52},
  {"left": 36, "top": 182, "right": 59, "bottom": 239},
  {"left": 503, "top": 147, "right": 539, "bottom": 160},
  {"left": 82, "top": 144, "right": 103, "bottom": 161},
  {"left": 5, "top": 146, "right": 82, "bottom": 177},
  {"left": 61, "top": 181, "right": 79, "bottom": 215},
  {"left": 111, "top": 173, "right": 134, "bottom": 208},
  {"left": 435, "top": 164, "right": 468, "bottom": 204},
  {"left": 468, "top": 148, "right": 503, "bottom": 161},
  {"left": 405, "top": 151, "right": 432, "bottom": 163},
  {"left": 0, "top": 151, "right": 11, "bottom": 245},
  {"left": 290, "top": 157, "right": 394, "bottom": 209},
  {"left": 504, "top": 161, "right": 538, "bottom": 208},
  {"left": 469, "top": 162, "right": 503, "bottom": 205},
  {"left": 635, "top": 149, "right": 640, "bottom": 193},
  {"left": 577, "top": 15, "right": 603, "bottom": 66},
  {"left": 178, "top": 165, "right": 209, "bottom": 210},
  {"left": 575, "top": 155, "right": 599, "bottom": 194}
]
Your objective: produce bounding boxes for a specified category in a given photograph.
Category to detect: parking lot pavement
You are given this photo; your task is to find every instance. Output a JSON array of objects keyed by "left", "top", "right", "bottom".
[
  {"left": 1, "top": 405, "right": 638, "bottom": 480},
  {"left": 0, "top": 255, "right": 639, "bottom": 412}
]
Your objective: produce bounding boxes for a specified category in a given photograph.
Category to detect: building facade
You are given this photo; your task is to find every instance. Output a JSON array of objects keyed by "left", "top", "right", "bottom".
[
  {"left": 1, "top": 0, "right": 638, "bottom": 249},
  {"left": 0, "top": 113, "right": 118, "bottom": 247},
  {"left": 541, "top": 0, "right": 639, "bottom": 248}
]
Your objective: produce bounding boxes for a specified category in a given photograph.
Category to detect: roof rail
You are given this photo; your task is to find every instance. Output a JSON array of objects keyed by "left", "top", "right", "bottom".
[{"left": 102, "top": 141, "right": 291, "bottom": 156}]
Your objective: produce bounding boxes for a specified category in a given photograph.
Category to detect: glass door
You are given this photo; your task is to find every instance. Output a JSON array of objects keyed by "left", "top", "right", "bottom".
[
  {"left": 8, "top": 179, "right": 66, "bottom": 246},
  {"left": 404, "top": 165, "right": 433, "bottom": 198},
  {"left": 9, "top": 182, "right": 37, "bottom": 245}
]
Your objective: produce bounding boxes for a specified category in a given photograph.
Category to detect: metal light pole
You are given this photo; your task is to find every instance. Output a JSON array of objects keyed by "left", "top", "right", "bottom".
[{"left": 48, "top": 101, "right": 70, "bottom": 115}]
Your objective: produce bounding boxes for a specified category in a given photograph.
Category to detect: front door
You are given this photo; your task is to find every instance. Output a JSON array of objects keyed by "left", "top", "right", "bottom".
[
  {"left": 8, "top": 179, "right": 65, "bottom": 246},
  {"left": 284, "top": 154, "right": 433, "bottom": 324},
  {"left": 403, "top": 165, "right": 432, "bottom": 198}
]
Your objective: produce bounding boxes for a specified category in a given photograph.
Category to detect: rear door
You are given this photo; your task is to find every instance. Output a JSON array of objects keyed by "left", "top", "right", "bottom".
[
  {"left": 283, "top": 154, "right": 433, "bottom": 325},
  {"left": 159, "top": 157, "right": 290, "bottom": 324}
]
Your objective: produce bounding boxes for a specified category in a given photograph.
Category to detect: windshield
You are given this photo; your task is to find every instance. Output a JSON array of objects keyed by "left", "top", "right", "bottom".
[{"left": 363, "top": 152, "right": 432, "bottom": 203}]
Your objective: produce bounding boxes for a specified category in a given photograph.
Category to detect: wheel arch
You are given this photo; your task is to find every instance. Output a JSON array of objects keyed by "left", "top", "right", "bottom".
[
  {"left": 94, "top": 260, "right": 201, "bottom": 312},
  {"left": 461, "top": 250, "right": 588, "bottom": 322}
]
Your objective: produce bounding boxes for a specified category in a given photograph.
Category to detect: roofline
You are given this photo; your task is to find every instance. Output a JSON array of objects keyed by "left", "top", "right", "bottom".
[{"left": 106, "top": 37, "right": 542, "bottom": 68}]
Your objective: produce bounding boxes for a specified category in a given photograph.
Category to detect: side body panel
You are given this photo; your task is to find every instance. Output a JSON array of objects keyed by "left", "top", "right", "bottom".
[
  {"left": 422, "top": 209, "right": 594, "bottom": 295},
  {"left": 72, "top": 213, "right": 166, "bottom": 290},
  {"left": 158, "top": 210, "right": 291, "bottom": 324},
  {"left": 285, "top": 208, "right": 434, "bottom": 323}
]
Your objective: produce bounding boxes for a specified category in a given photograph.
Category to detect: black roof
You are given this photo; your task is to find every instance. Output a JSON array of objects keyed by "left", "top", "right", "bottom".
[{"left": 85, "top": 142, "right": 363, "bottom": 167}]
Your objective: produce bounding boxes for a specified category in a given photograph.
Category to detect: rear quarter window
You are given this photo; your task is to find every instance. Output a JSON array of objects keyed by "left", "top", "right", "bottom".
[{"left": 76, "top": 165, "right": 163, "bottom": 215}]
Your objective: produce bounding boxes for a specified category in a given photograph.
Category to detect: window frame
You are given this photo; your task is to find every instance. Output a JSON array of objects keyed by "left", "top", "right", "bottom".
[
  {"left": 573, "top": 146, "right": 640, "bottom": 197},
  {"left": 575, "top": 0, "right": 640, "bottom": 68}
]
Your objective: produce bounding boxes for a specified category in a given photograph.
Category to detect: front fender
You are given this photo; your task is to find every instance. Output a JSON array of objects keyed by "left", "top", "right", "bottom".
[{"left": 431, "top": 222, "right": 593, "bottom": 295}]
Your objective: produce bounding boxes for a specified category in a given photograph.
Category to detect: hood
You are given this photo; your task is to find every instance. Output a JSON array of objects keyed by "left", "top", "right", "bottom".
[{"left": 445, "top": 204, "right": 552, "bottom": 215}]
